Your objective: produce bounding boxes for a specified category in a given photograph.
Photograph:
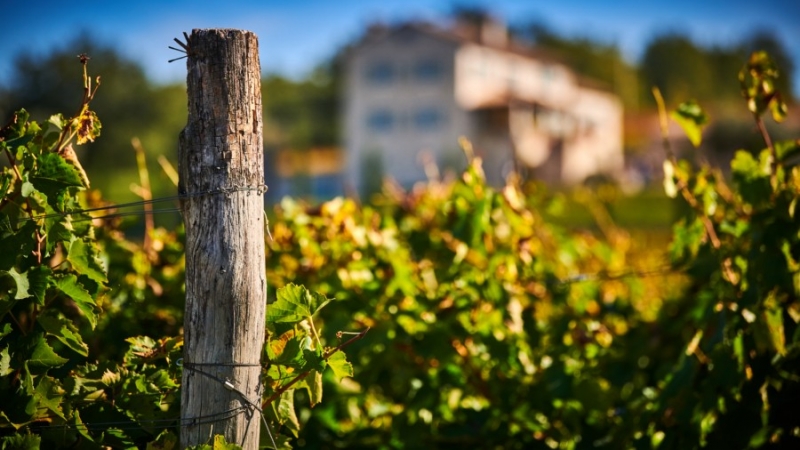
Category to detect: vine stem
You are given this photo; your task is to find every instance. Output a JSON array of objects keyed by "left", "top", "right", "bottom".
[
  {"left": 308, "top": 316, "right": 322, "bottom": 350},
  {"left": 262, "top": 327, "right": 369, "bottom": 408},
  {"left": 755, "top": 115, "right": 778, "bottom": 188},
  {"left": 3, "top": 147, "right": 24, "bottom": 181},
  {"left": 8, "top": 312, "right": 26, "bottom": 336},
  {"left": 652, "top": 87, "right": 737, "bottom": 285}
]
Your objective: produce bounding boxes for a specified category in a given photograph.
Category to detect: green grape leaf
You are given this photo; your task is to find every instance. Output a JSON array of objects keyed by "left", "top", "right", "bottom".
[
  {"left": 33, "top": 152, "right": 85, "bottom": 188},
  {"left": 763, "top": 304, "right": 786, "bottom": 356},
  {"left": 48, "top": 114, "right": 65, "bottom": 130},
  {"left": 98, "top": 428, "right": 137, "bottom": 449},
  {"left": 0, "top": 221, "right": 37, "bottom": 271},
  {"left": 30, "top": 375, "right": 66, "bottom": 420},
  {"left": 0, "top": 347, "right": 11, "bottom": 376},
  {"left": 0, "top": 109, "right": 31, "bottom": 140},
  {"left": 27, "top": 333, "right": 69, "bottom": 369},
  {"left": 0, "top": 433, "right": 41, "bottom": 450},
  {"left": 27, "top": 265, "right": 51, "bottom": 305},
  {"left": 0, "top": 322, "right": 10, "bottom": 339},
  {"left": 304, "top": 347, "right": 326, "bottom": 373},
  {"left": 36, "top": 311, "right": 89, "bottom": 356},
  {"left": 731, "top": 150, "right": 772, "bottom": 206},
  {"left": 21, "top": 180, "right": 35, "bottom": 198},
  {"left": 185, "top": 434, "right": 242, "bottom": 450},
  {"left": 268, "top": 284, "right": 332, "bottom": 324},
  {"left": 1, "top": 268, "right": 30, "bottom": 300},
  {"left": 303, "top": 370, "right": 323, "bottom": 407},
  {"left": 276, "top": 390, "right": 300, "bottom": 437},
  {"left": 71, "top": 409, "right": 98, "bottom": 445},
  {"left": 326, "top": 350, "right": 353, "bottom": 381},
  {"left": 671, "top": 101, "right": 709, "bottom": 147},
  {"left": 54, "top": 275, "right": 98, "bottom": 328},
  {"left": 67, "top": 238, "right": 107, "bottom": 284},
  {"left": 146, "top": 369, "right": 180, "bottom": 391},
  {"left": 145, "top": 430, "right": 178, "bottom": 450},
  {"left": 776, "top": 139, "right": 800, "bottom": 162}
]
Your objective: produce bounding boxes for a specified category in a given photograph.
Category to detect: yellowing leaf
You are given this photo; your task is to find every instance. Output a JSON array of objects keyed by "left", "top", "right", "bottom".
[
  {"left": 671, "top": 101, "right": 709, "bottom": 147},
  {"left": 74, "top": 109, "right": 101, "bottom": 145},
  {"left": 663, "top": 160, "right": 678, "bottom": 198}
]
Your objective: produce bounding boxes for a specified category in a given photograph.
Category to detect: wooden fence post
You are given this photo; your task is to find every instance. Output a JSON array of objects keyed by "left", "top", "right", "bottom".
[{"left": 178, "top": 29, "right": 266, "bottom": 449}]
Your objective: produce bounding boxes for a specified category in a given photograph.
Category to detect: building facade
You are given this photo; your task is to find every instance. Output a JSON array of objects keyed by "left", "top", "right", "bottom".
[{"left": 343, "top": 21, "right": 624, "bottom": 194}]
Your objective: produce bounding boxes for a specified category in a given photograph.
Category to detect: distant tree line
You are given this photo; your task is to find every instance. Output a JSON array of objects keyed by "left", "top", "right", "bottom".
[
  {"left": 1, "top": 19, "right": 795, "bottom": 198},
  {"left": 511, "top": 22, "right": 795, "bottom": 113}
]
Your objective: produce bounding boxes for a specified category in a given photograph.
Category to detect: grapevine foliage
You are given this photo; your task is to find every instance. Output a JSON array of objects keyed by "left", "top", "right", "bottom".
[
  {"left": 263, "top": 51, "right": 799, "bottom": 448},
  {"left": 2, "top": 51, "right": 799, "bottom": 449},
  {"left": 0, "top": 58, "right": 353, "bottom": 449}
]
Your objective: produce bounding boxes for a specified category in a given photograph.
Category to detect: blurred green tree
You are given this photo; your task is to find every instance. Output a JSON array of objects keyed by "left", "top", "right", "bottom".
[
  {"left": 640, "top": 31, "right": 795, "bottom": 108},
  {"left": 261, "top": 62, "right": 340, "bottom": 153},
  {"left": 640, "top": 33, "right": 716, "bottom": 106}
]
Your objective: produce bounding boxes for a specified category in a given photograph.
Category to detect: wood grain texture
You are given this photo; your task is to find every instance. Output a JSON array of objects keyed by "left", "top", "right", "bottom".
[{"left": 178, "top": 28, "right": 265, "bottom": 449}]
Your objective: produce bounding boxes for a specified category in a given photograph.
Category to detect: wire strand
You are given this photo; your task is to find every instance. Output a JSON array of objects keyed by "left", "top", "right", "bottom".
[{"left": 14, "top": 184, "right": 267, "bottom": 225}]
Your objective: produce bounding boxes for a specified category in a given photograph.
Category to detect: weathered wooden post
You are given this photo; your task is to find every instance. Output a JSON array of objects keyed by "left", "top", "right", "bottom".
[{"left": 178, "top": 29, "right": 265, "bottom": 449}]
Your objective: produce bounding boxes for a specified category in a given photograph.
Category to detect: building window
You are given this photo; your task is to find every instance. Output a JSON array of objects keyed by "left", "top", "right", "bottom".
[
  {"left": 414, "top": 108, "right": 443, "bottom": 130},
  {"left": 365, "top": 62, "right": 394, "bottom": 85},
  {"left": 413, "top": 60, "right": 442, "bottom": 82},
  {"left": 367, "top": 110, "right": 394, "bottom": 132}
]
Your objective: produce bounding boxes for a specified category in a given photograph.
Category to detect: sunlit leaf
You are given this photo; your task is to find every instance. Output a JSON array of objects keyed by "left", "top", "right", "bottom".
[
  {"left": 276, "top": 390, "right": 300, "bottom": 437},
  {"left": 26, "top": 333, "right": 68, "bottom": 369},
  {"left": 0, "top": 433, "right": 41, "bottom": 450},
  {"left": 54, "top": 275, "right": 98, "bottom": 328},
  {"left": 267, "top": 283, "right": 332, "bottom": 323},
  {"left": 74, "top": 109, "right": 101, "bottom": 145},
  {"left": 308, "top": 370, "right": 323, "bottom": 407},
  {"left": 671, "top": 101, "right": 709, "bottom": 147},
  {"left": 0, "top": 347, "right": 11, "bottom": 376},
  {"left": 662, "top": 160, "right": 678, "bottom": 198},
  {"left": 30, "top": 375, "right": 66, "bottom": 420},
  {"left": 67, "top": 238, "right": 107, "bottom": 284},
  {"left": 27, "top": 265, "right": 50, "bottom": 305},
  {"left": 1, "top": 268, "right": 30, "bottom": 300},
  {"left": 36, "top": 311, "right": 89, "bottom": 356},
  {"left": 763, "top": 301, "right": 786, "bottom": 356},
  {"left": 775, "top": 139, "right": 800, "bottom": 162},
  {"left": 326, "top": 351, "right": 353, "bottom": 381},
  {"left": 146, "top": 430, "right": 178, "bottom": 450},
  {"left": 731, "top": 150, "right": 772, "bottom": 206}
]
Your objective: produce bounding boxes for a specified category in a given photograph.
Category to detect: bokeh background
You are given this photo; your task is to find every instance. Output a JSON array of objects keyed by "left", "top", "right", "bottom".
[{"left": 1, "top": 0, "right": 798, "bottom": 222}]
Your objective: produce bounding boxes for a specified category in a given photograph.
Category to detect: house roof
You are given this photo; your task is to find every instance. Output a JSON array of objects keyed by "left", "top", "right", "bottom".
[{"left": 349, "top": 20, "right": 567, "bottom": 66}]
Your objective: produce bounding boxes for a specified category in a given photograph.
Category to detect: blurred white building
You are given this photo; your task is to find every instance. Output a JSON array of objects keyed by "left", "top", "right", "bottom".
[{"left": 343, "top": 20, "right": 624, "bottom": 194}]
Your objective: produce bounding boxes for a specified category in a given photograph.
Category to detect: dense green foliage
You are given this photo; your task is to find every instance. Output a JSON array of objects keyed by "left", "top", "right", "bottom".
[
  {"left": 0, "top": 60, "right": 354, "bottom": 449},
  {"left": 263, "top": 52, "right": 799, "bottom": 448},
  {"left": 2, "top": 47, "right": 799, "bottom": 449}
]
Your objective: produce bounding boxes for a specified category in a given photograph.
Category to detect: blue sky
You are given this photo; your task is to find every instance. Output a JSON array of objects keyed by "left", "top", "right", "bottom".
[{"left": 2, "top": 0, "right": 799, "bottom": 89}]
